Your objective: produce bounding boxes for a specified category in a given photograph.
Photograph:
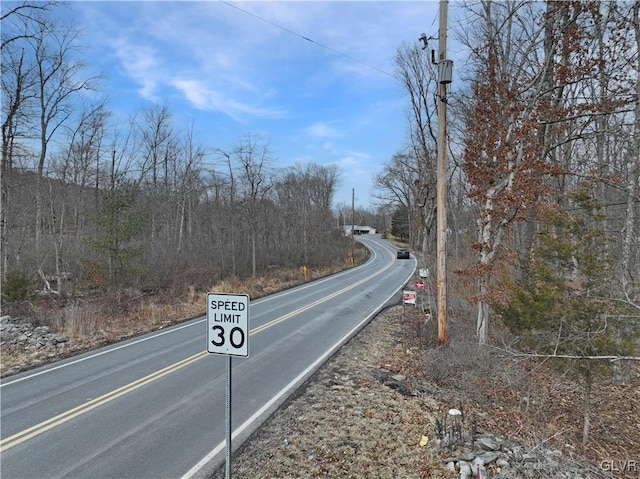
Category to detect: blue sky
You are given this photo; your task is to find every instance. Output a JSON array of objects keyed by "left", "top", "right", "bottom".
[{"left": 61, "top": 1, "right": 452, "bottom": 209}]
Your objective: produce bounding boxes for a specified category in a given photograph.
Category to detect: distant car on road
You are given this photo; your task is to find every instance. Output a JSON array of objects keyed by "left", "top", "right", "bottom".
[{"left": 396, "top": 248, "right": 410, "bottom": 259}]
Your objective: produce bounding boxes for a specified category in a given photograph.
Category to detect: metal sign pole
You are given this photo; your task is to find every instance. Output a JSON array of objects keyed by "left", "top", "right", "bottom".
[
  {"left": 207, "top": 292, "right": 249, "bottom": 479},
  {"left": 225, "top": 355, "right": 232, "bottom": 479}
]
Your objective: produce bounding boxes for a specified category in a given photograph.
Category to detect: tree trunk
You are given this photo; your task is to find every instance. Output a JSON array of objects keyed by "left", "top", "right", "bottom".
[
  {"left": 622, "top": 1, "right": 640, "bottom": 294},
  {"left": 1, "top": 169, "right": 8, "bottom": 281},
  {"left": 177, "top": 198, "right": 185, "bottom": 253},
  {"left": 251, "top": 229, "right": 256, "bottom": 277},
  {"left": 476, "top": 282, "right": 489, "bottom": 345},
  {"left": 582, "top": 365, "right": 592, "bottom": 445}
]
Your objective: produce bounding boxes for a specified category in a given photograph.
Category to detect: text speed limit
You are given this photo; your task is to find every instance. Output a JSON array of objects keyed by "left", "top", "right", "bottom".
[{"left": 207, "top": 293, "right": 250, "bottom": 357}]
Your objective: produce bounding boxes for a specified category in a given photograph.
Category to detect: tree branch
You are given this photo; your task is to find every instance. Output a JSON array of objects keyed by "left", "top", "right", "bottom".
[{"left": 490, "top": 345, "right": 640, "bottom": 362}]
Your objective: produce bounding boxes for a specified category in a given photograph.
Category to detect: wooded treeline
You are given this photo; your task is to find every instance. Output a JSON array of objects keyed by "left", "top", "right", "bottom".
[
  {"left": 377, "top": 0, "right": 639, "bottom": 362},
  {"left": 1, "top": 2, "right": 348, "bottom": 299},
  {"left": 2, "top": 0, "right": 639, "bottom": 361},
  {"left": 375, "top": 0, "right": 639, "bottom": 442}
]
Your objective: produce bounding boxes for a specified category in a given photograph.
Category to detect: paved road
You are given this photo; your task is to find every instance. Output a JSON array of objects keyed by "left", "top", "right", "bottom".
[{"left": 0, "top": 235, "right": 416, "bottom": 479}]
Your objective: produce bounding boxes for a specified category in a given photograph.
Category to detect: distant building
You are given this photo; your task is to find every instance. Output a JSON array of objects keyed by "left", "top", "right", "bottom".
[{"left": 343, "top": 225, "right": 377, "bottom": 236}]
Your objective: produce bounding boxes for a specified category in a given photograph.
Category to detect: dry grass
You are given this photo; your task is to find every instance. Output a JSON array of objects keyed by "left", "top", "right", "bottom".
[
  {"left": 212, "top": 307, "right": 450, "bottom": 479},
  {"left": 0, "top": 253, "right": 365, "bottom": 377},
  {"left": 211, "top": 305, "right": 639, "bottom": 479}
]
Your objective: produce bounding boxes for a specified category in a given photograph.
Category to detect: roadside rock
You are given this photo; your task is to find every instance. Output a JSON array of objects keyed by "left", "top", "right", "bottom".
[
  {"left": 1, "top": 315, "right": 67, "bottom": 349},
  {"left": 442, "top": 432, "right": 598, "bottom": 479},
  {"left": 0, "top": 316, "right": 67, "bottom": 375}
]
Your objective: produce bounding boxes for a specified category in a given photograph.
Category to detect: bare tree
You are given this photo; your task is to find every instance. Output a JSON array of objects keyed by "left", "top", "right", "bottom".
[
  {"left": 136, "top": 103, "right": 175, "bottom": 250},
  {"left": 138, "top": 104, "right": 174, "bottom": 190},
  {"left": 1, "top": 40, "right": 36, "bottom": 173},
  {"left": 1, "top": 2, "right": 57, "bottom": 51},
  {"left": 276, "top": 163, "right": 341, "bottom": 266},
  {"left": 45, "top": 101, "right": 109, "bottom": 290},
  {"left": 172, "top": 123, "right": 205, "bottom": 253},
  {"left": 234, "top": 134, "right": 273, "bottom": 276},
  {"left": 215, "top": 147, "right": 238, "bottom": 276},
  {"left": 1, "top": 3, "right": 50, "bottom": 279},
  {"left": 30, "top": 14, "right": 99, "bottom": 259},
  {"left": 459, "top": 0, "right": 635, "bottom": 344},
  {"left": 393, "top": 42, "right": 439, "bottom": 256},
  {"left": 621, "top": 1, "right": 640, "bottom": 298},
  {"left": 374, "top": 151, "right": 421, "bottom": 247},
  {"left": 1, "top": 2, "right": 99, "bottom": 280}
]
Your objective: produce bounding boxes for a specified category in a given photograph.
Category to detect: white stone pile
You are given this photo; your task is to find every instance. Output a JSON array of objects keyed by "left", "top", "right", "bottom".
[
  {"left": 0, "top": 315, "right": 67, "bottom": 350},
  {"left": 442, "top": 432, "right": 598, "bottom": 479}
]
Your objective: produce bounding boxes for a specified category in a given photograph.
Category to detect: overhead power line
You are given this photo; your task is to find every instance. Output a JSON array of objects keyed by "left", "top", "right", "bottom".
[{"left": 219, "top": 1, "right": 395, "bottom": 78}]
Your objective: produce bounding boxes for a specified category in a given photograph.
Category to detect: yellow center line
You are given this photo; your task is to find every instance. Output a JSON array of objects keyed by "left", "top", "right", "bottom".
[
  {"left": 0, "top": 352, "right": 206, "bottom": 452},
  {"left": 1, "top": 245, "right": 396, "bottom": 452},
  {"left": 250, "top": 260, "right": 392, "bottom": 335}
]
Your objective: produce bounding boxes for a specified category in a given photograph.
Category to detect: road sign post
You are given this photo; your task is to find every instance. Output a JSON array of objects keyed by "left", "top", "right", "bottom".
[
  {"left": 207, "top": 293, "right": 250, "bottom": 479},
  {"left": 225, "top": 355, "right": 232, "bottom": 479}
]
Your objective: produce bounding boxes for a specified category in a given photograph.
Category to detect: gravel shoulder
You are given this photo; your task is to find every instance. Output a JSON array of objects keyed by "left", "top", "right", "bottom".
[{"left": 211, "top": 305, "right": 447, "bottom": 479}]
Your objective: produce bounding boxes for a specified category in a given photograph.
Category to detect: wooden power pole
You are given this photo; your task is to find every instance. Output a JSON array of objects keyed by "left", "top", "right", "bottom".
[
  {"left": 436, "top": 0, "right": 451, "bottom": 345},
  {"left": 351, "top": 188, "right": 355, "bottom": 264}
]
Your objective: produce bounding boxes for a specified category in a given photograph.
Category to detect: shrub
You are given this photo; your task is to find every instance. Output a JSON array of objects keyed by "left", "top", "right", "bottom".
[{"left": 1, "top": 270, "right": 35, "bottom": 305}]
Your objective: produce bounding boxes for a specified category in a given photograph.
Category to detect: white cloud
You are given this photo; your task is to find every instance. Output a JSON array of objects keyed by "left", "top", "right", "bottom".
[
  {"left": 112, "top": 38, "right": 162, "bottom": 101},
  {"left": 171, "top": 79, "right": 287, "bottom": 121},
  {"left": 69, "top": 1, "right": 437, "bottom": 207},
  {"left": 304, "top": 122, "right": 343, "bottom": 139}
]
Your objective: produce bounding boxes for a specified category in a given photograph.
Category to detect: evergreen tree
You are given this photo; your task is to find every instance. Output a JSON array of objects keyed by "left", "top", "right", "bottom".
[
  {"left": 391, "top": 205, "right": 410, "bottom": 241},
  {"left": 85, "top": 190, "right": 147, "bottom": 286},
  {"left": 496, "top": 186, "right": 637, "bottom": 443},
  {"left": 1, "top": 270, "right": 35, "bottom": 305}
]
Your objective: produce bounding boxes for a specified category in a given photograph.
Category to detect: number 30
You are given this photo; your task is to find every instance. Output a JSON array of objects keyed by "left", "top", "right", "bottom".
[{"left": 211, "top": 325, "right": 245, "bottom": 349}]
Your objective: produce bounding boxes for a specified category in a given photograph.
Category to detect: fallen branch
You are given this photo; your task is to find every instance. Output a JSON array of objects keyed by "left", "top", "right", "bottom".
[
  {"left": 490, "top": 345, "right": 640, "bottom": 362},
  {"left": 38, "top": 268, "right": 60, "bottom": 296}
]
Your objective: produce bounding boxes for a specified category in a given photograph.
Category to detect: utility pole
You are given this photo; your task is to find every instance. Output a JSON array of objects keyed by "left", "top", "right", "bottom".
[
  {"left": 351, "top": 188, "right": 355, "bottom": 264},
  {"left": 436, "top": 0, "right": 451, "bottom": 345}
]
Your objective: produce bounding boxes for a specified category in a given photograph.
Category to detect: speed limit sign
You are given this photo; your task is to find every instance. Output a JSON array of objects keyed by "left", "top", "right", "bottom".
[{"left": 207, "top": 293, "right": 250, "bottom": 357}]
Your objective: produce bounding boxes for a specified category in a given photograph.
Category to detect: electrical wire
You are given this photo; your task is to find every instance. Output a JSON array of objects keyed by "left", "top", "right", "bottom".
[{"left": 219, "top": 1, "right": 395, "bottom": 78}]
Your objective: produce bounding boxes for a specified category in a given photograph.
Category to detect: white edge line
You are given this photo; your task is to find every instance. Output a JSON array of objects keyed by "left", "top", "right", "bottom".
[
  {"left": 180, "top": 255, "right": 416, "bottom": 479},
  {"left": 252, "top": 240, "right": 380, "bottom": 305},
  {"left": 0, "top": 321, "right": 206, "bottom": 388},
  {"left": 1, "top": 238, "right": 382, "bottom": 388}
]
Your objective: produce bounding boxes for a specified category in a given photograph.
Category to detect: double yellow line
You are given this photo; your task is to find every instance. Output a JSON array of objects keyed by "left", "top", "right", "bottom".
[
  {"left": 1, "top": 247, "right": 395, "bottom": 452},
  {"left": 251, "top": 264, "right": 388, "bottom": 334},
  {"left": 0, "top": 353, "right": 205, "bottom": 452}
]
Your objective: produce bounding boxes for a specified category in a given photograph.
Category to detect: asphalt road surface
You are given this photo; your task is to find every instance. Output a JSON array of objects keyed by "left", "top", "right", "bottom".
[{"left": 0, "top": 235, "right": 416, "bottom": 479}]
